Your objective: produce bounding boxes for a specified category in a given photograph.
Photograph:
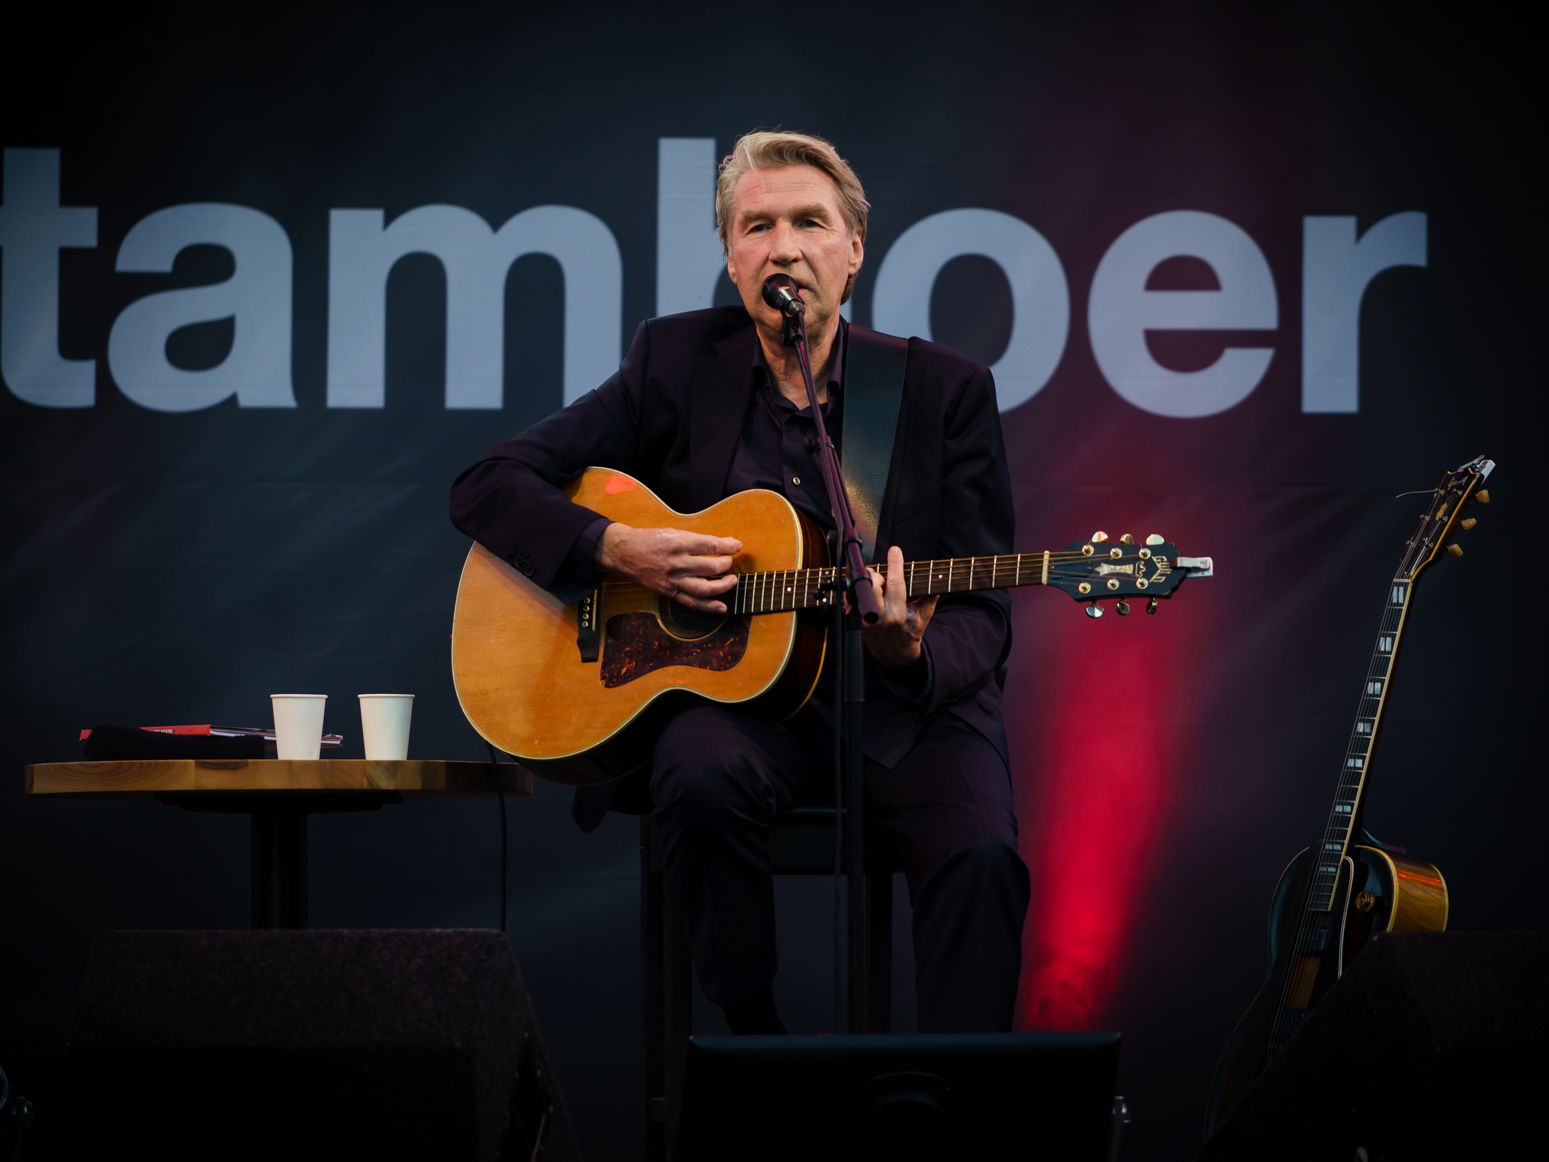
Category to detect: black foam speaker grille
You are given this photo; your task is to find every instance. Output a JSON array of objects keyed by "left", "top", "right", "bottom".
[{"left": 66, "top": 928, "right": 581, "bottom": 1162}]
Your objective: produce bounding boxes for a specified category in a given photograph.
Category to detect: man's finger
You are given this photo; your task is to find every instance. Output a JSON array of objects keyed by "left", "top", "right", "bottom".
[
  {"left": 886, "top": 546, "right": 909, "bottom": 617},
  {"left": 679, "top": 533, "right": 742, "bottom": 557},
  {"left": 674, "top": 573, "right": 739, "bottom": 597},
  {"left": 677, "top": 553, "right": 739, "bottom": 577}
]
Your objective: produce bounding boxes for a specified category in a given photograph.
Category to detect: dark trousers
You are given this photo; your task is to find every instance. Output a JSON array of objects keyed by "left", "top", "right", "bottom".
[{"left": 649, "top": 703, "right": 1031, "bottom": 1032}]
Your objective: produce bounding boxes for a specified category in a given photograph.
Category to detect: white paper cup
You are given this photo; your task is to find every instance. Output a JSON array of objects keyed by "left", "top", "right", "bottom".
[
  {"left": 271, "top": 694, "right": 327, "bottom": 760},
  {"left": 358, "top": 693, "right": 414, "bottom": 760}
]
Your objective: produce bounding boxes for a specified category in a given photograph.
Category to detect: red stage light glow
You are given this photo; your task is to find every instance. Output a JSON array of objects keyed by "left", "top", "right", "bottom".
[{"left": 1016, "top": 609, "right": 1182, "bottom": 1031}]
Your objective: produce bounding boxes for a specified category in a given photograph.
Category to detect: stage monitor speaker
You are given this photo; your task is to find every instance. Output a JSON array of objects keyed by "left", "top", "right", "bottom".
[
  {"left": 1200, "top": 930, "right": 1549, "bottom": 1162},
  {"left": 675, "top": 1031, "right": 1121, "bottom": 1162},
  {"left": 65, "top": 929, "right": 581, "bottom": 1162}
]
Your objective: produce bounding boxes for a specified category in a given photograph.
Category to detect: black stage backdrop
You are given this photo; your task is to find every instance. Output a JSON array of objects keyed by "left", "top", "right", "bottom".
[{"left": 2, "top": 3, "right": 1540, "bottom": 1159}]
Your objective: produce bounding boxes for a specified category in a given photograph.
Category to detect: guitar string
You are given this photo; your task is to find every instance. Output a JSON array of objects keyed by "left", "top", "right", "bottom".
[{"left": 595, "top": 549, "right": 1170, "bottom": 611}]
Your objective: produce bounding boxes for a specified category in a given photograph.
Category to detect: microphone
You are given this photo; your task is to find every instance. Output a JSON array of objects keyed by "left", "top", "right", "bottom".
[{"left": 762, "top": 273, "right": 805, "bottom": 318}]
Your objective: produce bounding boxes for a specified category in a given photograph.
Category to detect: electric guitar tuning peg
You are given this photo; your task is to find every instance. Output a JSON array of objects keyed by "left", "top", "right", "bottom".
[
  {"left": 1146, "top": 597, "right": 1158, "bottom": 615},
  {"left": 1085, "top": 603, "right": 1103, "bottom": 619},
  {"left": 1447, "top": 543, "right": 1463, "bottom": 557},
  {"left": 1460, "top": 517, "right": 1478, "bottom": 530},
  {"left": 1476, "top": 490, "right": 1490, "bottom": 504},
  {"left": 1116, "top": 600, "right": 1131, "bottom": 615},
  {"left": 1091, "top": 531, "right": 1109, "bottom": 544},
  {"left": 1120, "top": 533, "right": 1135, "bottom": 545},
  {"left": 1145, "top": 534, "right": 1164, "bottom": 546}
]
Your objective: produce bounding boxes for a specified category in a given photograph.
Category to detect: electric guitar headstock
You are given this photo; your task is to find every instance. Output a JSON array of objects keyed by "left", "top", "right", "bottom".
[
  {"left": 1400, "top": 455, "right": 1495, "bottom": 582},
  {"left": 1046, "top": 532, "right": 1214, "bottom": 618}
]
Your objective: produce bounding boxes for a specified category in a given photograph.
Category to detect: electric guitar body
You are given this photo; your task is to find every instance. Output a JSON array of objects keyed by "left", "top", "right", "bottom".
[{"left": 1207, "top": 843, "right": 1449, "bottom": 1127}]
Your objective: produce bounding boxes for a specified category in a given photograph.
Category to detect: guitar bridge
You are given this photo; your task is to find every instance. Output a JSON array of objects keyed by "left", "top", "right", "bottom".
[{"left": 576, "top": 588, "right": 601, "bottom": 663}]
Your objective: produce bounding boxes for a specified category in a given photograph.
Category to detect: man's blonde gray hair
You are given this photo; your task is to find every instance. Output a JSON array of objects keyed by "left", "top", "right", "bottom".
[{"left": 715, "top": 129, "right": 871, "bottom": 254}]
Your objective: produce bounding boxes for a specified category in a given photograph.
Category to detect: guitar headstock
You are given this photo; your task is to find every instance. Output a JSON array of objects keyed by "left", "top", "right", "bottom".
[
  {"left": 1401, "top": 455, "right": 1495, "bottom": 581},
  {"left": 1049, "top": 531, "right": 1214, "bottom": 618}
]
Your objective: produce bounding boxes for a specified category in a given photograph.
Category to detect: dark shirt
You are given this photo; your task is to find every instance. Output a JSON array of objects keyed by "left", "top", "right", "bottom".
[{"left": 725, "top": 329, "right": 845, "bottom": 536}]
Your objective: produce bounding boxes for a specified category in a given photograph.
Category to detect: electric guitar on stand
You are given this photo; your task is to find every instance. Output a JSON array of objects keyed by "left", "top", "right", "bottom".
[
  {"left": 1203, "top": 454, "right": 1494, "bottom": 1140},
  {"left": 451, "top": 466, "right": 1214, "bottom": 784}
]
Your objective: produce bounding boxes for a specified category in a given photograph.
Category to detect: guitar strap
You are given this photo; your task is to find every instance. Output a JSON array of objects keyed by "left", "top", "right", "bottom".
[{"left": 839, "top": 331, "right": 909, "bottom": 562}]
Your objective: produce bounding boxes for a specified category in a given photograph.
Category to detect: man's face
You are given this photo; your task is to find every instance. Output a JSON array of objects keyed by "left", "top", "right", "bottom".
[{"left": 725, "top": 164, "right": 864, "bottom": 345}]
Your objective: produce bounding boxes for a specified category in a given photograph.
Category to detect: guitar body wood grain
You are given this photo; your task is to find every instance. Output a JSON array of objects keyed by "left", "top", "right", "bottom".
[{"left": 451, "top": 467, "right": 827, "bottom": 784}]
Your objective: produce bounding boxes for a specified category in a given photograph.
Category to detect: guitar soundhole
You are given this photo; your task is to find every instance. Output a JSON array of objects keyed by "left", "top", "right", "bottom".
[
  {"left": 599, "top": 612, "right": 750, "bottom": 688},
  {"left": 657, "top": 602, "right": 725, "bottom": 642}
]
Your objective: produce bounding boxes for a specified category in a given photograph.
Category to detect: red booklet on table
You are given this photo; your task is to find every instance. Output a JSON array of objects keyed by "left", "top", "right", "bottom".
[{"left": 79, "top": 725, "right": 343, "bottom": 744}]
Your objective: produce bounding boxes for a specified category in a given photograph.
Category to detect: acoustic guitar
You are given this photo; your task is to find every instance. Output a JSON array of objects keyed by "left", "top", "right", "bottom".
[
  {"left": 1203, "top": 455, "right": 1494, "bottom": 1139},
  {"left": 451, "top": 467, "right": 1214, "bottom": 784}
]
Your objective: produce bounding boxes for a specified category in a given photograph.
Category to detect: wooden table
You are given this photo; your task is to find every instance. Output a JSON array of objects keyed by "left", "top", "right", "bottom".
[{"left": 26, "top": 759, "right": 534, "bottom": 927}]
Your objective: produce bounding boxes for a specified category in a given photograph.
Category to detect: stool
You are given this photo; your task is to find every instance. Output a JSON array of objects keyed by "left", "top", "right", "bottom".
[{"left": 640, "top": 807, "right": 897, "bottom": 1161}]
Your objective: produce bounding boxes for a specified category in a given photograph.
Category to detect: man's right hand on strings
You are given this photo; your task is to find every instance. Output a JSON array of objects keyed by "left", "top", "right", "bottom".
[{"left": 596, "top": 523, "right": 742, "bottom": 613}]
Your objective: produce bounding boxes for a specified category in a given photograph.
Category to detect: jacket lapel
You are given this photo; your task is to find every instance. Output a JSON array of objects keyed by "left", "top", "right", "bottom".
[{"left": 685, "top": 323, "right": 758, "bottom": 511}]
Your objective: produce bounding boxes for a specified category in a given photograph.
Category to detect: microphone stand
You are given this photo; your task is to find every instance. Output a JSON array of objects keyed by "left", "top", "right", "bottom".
[{"left": 770, "top": 281, "right": 879, "bottom": 1034}]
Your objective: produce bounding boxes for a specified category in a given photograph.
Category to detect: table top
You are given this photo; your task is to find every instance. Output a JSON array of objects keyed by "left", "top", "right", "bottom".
[{"left": 24, "top": 758, "right": 533, "bottom": 798}]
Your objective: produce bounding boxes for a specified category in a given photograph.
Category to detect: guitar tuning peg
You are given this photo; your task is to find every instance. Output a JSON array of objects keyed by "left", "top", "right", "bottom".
[
  {"left": 1146, "top": 597, "right": 1158, "bottom": 615},
  {"left": 1476, "top": 490, "right": 1490, "bottom": 504},
  {"left": 1116, "top": 600, "right": 1131, "bottom": 615},
  {"left": 1085, "top": 603, "right": 1104, "bottom": 619},
  {"left": 1091, "top": 531, "right": 1109, "bottom": 543},
  {"left": 1460, "top": 517, "right": 1477, "bottom": 530},
  {"left": 1120, "top": 533, "right": 1134, "bottom": 545},
  {"left": 1145, "top": 534, "right": 1164, "bottom": 546},
  {"left": 1447, "top": 543, "right": 1463, "bottom": 557}
]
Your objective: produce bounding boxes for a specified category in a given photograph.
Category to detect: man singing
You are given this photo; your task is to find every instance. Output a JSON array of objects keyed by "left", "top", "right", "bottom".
[{"left": 451, "top": 129, "right": 1029, "bottom": 1033}]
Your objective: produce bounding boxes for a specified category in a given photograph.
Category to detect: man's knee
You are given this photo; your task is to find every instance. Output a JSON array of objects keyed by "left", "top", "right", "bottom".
[{"left": 650, "top": 709, "right": 783, "bottom": 830}]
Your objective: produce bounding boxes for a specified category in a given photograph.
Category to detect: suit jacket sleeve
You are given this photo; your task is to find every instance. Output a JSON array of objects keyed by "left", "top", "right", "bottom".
[
  {"left": 449, "top": 320, "right": 660, "bottom": 594},
  {"left": 882, "top": 344, "right": 1015, "bottom": 725}
]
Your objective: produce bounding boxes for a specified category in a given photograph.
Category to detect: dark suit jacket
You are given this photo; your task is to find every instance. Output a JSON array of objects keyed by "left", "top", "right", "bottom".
[{"left": 450, "top": 306, "right": 1015, "bottom": 816}]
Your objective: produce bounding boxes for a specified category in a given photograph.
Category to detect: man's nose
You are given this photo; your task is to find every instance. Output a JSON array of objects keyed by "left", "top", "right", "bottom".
[{"left": 769, "top": 221, "right": 800, "bottom": 262}]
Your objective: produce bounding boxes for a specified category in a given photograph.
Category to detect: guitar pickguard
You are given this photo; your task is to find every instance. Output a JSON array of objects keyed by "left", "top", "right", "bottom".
[{"left": 599, "top": 611, "right": 750, "bottom": 687}]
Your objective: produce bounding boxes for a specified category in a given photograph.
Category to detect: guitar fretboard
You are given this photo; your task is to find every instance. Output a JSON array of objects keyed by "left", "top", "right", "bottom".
[
  {"left": 728, "top": 552, "right": 1053, "bottom": 615},
  {"left": 1305, "top": 578, "right": 1410, "bottom": 913}
]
